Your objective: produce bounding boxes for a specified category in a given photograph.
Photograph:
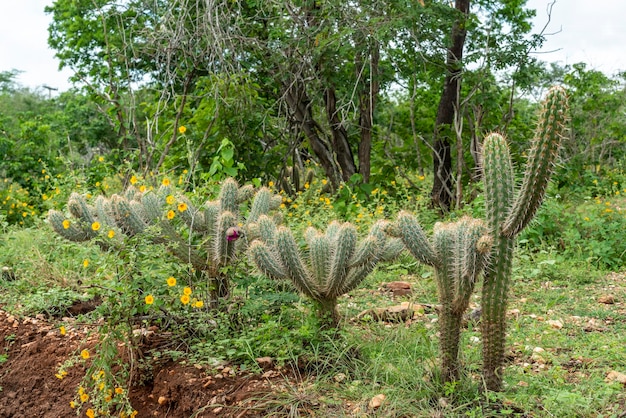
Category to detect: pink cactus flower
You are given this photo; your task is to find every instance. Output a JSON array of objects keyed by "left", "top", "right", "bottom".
[{"left": 226, "top": 227, "right": 241, "bottom": 242}]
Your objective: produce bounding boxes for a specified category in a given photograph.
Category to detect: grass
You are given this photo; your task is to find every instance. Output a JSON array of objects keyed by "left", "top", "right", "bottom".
[{"left": 0, "top": 183, "right": 625, "bottom": 417}]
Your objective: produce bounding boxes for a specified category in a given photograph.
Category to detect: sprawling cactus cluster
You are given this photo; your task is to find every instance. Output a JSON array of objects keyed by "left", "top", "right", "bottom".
[
  {"left": 249, "top": 217, "right": 403, "bottom": 327},
  {"left": 387, "top": 213, "right": 492, "bottom": 382},
  {"left": 49, "top": 178, "right": 282, "bottom": 306}
]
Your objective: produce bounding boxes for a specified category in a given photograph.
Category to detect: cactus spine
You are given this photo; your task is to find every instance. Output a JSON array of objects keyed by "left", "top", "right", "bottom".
[
  {"left": 481, "top": 86, "right": 568, "bottom": 391},
  {"left": 249, "top": 218, "right": 402, "bottom": 328},
  {"left": 388, "top": 212, "right": 491, "bottom": 382}
]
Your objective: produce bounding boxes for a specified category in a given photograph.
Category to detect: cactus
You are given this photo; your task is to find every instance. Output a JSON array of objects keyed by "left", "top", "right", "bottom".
[
  {"left": 49, "top": 178, "right": 280, "bottom": 308},
  {"left": 388, "top": 212, "right": 491, "bottom": 382},
  {"left": 480, "top": 86, "right": 568, "bottom": 391},
  {"left": 249, "top": 217, "right": 402, "bottom": 328}
]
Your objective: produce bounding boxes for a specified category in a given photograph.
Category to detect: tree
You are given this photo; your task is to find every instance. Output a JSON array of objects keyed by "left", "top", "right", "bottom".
[{"left": 431, "top": 0, "right": 470, "bottom": 212}]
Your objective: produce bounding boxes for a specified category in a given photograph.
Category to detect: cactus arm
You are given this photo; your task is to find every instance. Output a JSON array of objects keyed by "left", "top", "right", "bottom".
[
  {"left": 213, "top": 211, "right": 238, "bottom": 267},
  {"left": 326, "top": 223, "right": 357, "bottom": 299},
  {"left": 237, "top": 184, "right": 255, "bottom": 203},
  {"left": 389, "top": 211, "right": 438, "bottom": 267},
  {"left": 309, "top": 232, "right": 331, "bottom": 288},
  {"left": 202, "top": 201, "right": 220, "bottom": 237},
  {"left": 48, "top": 210, "right": 96, "bottom": 242},
  {"left": 219, "top": 178, "right": 239, "bottom": 213},
  {"left": 276, "top": 226, "right": 318, "bottom": 300},
  {"left": 247, "top": 187, "right": 272, "bottom": 223},
  {"left": 249, "top": 240, "right": 287, "bottom": 280},
  {"left": 67, "top": 193, "right": 96, "bottom": 225},
  {"left": 502, "top": 86, "right": 568, "bottom": 237},
  {"left": 94, "top": 196, "right": 118, "bottom": 228}
]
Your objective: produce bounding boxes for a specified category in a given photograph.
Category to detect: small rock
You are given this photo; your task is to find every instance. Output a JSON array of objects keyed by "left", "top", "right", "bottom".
[
  {"left": 384, "top": 281, "right": 412, "bottom": 297},
  {"left": 598, "top": 295, "right": 615, "bottom": 304},
  {"left": 533, "top": 346, "right": 545, "bottom": 353},
  {"left": 547, "top": 319, "right": 563, "bottom": 329},
  {"left": 605, "top": 370, "right": 626, "bottom": 385},
  {"left": 222, "top": 367, "right": 231, "bottom": 375},
  {"left": 334, "top": 373, "right": 346, "bottom": 383},
  {"left": 368, "top": 394, "right": 385, "bottom": 409},
  {"left": 157, "top": 396, "right": 168, "bottom": 405},
  {"left": 213, "top": 407, "right": 223, "bottom": 413},
  {"left": 256, "top": 356, "right": 274, "bottom": 370}
]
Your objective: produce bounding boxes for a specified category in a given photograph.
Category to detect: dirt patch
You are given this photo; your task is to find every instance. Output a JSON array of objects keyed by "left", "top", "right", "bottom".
[{"left": 0, "top": 308, "right": 299, "bottom": 417}]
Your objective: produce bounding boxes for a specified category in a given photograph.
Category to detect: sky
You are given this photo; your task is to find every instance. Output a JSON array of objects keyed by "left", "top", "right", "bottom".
[{"left": 1, "top": 0, "right": 626, "bottom": 93}]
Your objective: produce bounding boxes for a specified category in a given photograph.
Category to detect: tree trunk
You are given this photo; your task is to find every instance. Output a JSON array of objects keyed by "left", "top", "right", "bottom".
[
  {"left": 325, "top": 87, "right": 356, "bottom": 182},
  {"left": 357, "top": 40, "right": 380, "bottom": 184},
  {"left": 283, "top": 79, "right": 342, "bottom": 188},
  {"left": 431, "top": 0, "right": 470, "bottom": 212}
]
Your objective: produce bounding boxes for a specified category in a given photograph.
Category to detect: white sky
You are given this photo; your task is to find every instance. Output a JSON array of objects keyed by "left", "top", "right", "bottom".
[{"left": 1, "top": 0, "right": 625, "bottom": 93}]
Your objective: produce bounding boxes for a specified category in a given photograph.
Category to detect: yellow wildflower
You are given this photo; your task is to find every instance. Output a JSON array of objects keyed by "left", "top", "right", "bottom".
[
  {"left": 162, "top": 178, "right": 171, "bottom": 186},
  {"left": 115, "top": 387, "right": 124, "bottom": 395},
  {"left": 268, "top": 181, "right": 274, "bottom": 187},
  {"left": 139, "top": 185, "right": 147, "bottom": 193},
  {"left": 167, "top": 210, "right": 176, "bottom": 220},
  {"left": 194, "top": 300, "right": 204, "bottom": 308},
  {"left": 166, "top": 195, "right": 175, "bottom": 205},
  {"left": 80, "top": 393, "right": 89, "bottom": 402},
  {"left": 91, "top": 221, "right": 101, "bottom": 231},
  {"left": 60, "top": 326, "right": 66, "bottom": 336},
  {"left": 62, "top": 219, "right": 70, "bottom": 229},
  {"left": 178, "top": 125, "right": 187, "bottom": 134},
  {"left": 86, "top": 408, "right": 95, "bottom": 418},
  {"left": 180, "top": 294, "right": 190, "bottom": 305},
  {"left": 83, "top": 259, "right": 90, "bottom": 268},
  {"left": 167, "top": 276, "right": 177, "bottom": 287},
  {"left": 322, "top": 179, "right": 328, "bottom": 185},
  {"left": 108, "top": 230, "right": 115, "bottom": 239},
  {"left": 81, "top": 349, "right": 90, "bottom": 360},
  {"left": 183, "top": 287, "right": 192, "bottom": 296},
  {"left": 178, "top": 202, "right": 188, "bottom": 212},
  {"left": 145, "top": 295, "right": 155, "bottom": 305},
  {"left": 130, "top": 175, "right": 138, "bottom": 185}
]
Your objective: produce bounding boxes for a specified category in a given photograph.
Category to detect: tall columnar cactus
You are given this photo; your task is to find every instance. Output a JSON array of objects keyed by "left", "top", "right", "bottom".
[
  {"left": 249, "top": 217, "right": 403, "bottom": 328},
  {"left": 387, "top": 212, "right": 492, "bottom": 382},
  {"left": 481, "top": 86, "right": 568, "bottom": 391},
  {"left": 49, "top": 178, "right": 281, "bottom": 307}
]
